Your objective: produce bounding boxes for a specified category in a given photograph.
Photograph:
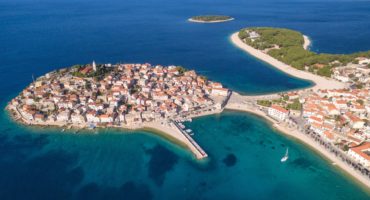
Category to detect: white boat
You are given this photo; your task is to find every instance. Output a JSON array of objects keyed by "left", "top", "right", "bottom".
[
  {"left": 61, "top": 128, "right": 65, "bottom": 132},
  {"left": 88, "top": 123, "right": 96, "bottom": 130},
  {"left": 281, "top": 148, "right": 289, "bottom": 162},
  {"left": 178, "top": 123, "right": 185, "bottom": 129}
]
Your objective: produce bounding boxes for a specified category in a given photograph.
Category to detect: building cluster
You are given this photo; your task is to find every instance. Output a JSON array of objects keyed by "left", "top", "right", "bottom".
[
  {"left": 332, "top": 57, "right": 370, "bottom": 87},
  {"left": 301, "top": 89, "right": 370, "bottom": 167},
  {"left": 261, "top": 88, "right": 370, "bottom": 168},
  {"left": 9, "top": 63, "right": 229, "bottom": 127}
]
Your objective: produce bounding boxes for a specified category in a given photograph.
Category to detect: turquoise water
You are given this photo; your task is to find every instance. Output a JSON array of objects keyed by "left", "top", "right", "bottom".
[{"left": 1, "top": 0, "right": 370, "bottom": 199}]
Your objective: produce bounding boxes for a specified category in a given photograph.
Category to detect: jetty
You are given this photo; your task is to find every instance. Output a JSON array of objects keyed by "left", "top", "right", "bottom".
[
  {"left": 144, "top": 121, "right": 207, "bottom": 159},
  {"left": 172, "top": 120, "right": 208, "bottom": 159}
]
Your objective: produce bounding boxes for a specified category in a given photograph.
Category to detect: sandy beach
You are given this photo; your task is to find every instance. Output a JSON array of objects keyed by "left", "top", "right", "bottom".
[
  {"left": 230, "top": 32, "right": 348, "bottom": 91},
  {"left": 143, "top": 122, "right": 208, "bottom": 159},
  {"left": 303, "top": 35, "right": 311, "bottom": 50},
  {"left": 225, "top": 92, "right": 370, "bottom": 190}
]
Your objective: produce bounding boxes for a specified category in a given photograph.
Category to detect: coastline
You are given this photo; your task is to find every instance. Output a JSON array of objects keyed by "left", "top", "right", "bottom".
[
  {"left": 228, "top": 30, "right": 370, "bottom": 190},
  {"left": 230, "top": 32, "right": 347, "bottom": 91},
  {"left": 188, "top": 18, "right": 234, "bottom": 23},
  {"left": 5, "top": 104, "right": 209, "bottom": 160},
  {"left": 225, "top": 92, "right": 370, "bottom": 190}
]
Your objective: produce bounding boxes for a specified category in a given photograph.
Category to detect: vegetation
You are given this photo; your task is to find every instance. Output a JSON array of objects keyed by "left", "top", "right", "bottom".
[
  {"left": 176, "top": 66, "right": 188, "bottom": 75},
  {"left": 257, "top": 100, "right": 272, "bottom": 107},
  {"left": 190, "top": 15, "right": 233, "bottom": 22},
  {"left": 199, "top": 75, "right": 208, "bottom": 81},
  {"left": 238, "top": 27, "right": 370, "bottom": 77},
  {"left": 356, "top": 99, "right": 364, "bottom": 105},
  {"left": 287, "top": 99, "right": 302, "bottom": 110},
  {"left": 72, "top": 64, "right": 113, "bottom": 80},
  {"left": 130, "top": 85, "right": 141, "bottom": 94}
]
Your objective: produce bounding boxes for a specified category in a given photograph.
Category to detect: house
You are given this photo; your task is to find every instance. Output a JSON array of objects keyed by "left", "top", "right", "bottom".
[
  {"left": 86, "top": 111, "right": 100, "bottom": 123},
  {"left": 334, "top": 75, "right": 350, "bottom": 83},
  {"left": 34, "top": 113, "right": 46, "bottom": 122},
  {"left": 71, "top": 113, "right": 85, "bottom": 124},
  {"left": 323, "top": 130, "right": 335, "bottom": 142},
  {"left": 99, "top": 114, "right": 114, "bottom": 123},
  {"left": 56, "top": 111, "right": 70, "bottom": 122},
  {"left": 211, "top": 88, "right": 228, "bottom": 96},
  {"left": 325, "top": 104, "right": 340, "bottom": 115},
  {"left": 21, "top": 109, "right": 35, "bottom": 121},
  {"left": 344, "top": 112, "right": 365, "bottom": 129},
  {"left": 357, "top": 57, "right": 370, "bottom": 66},
  {"left": 268, "top": 105, "right": 289, "bottom": 121},
  {"left": 348, "top": 142, "right": 370, "bottom": 168},
  {"left": 248, "top": 31, "right": 260, "bottom": 40}
]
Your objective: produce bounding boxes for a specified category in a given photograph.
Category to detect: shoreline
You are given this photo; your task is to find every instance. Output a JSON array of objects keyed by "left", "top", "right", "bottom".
[
  {"left": 224, "top": 92, "right": 370, "bottom": 190},
  {"left": 5, "top": 104, "right": 209, "bottom": 160},
  {"left": 230, "top": 32, "right": 348, "bottom": 91},
  {"left": 229, "top": 30, "right": 370, "bottom": 190},
  {"left": 188, "top": 18, "right": 234, "bottom": 23}
]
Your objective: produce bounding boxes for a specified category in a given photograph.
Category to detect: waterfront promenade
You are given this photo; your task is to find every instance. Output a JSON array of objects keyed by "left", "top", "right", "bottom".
[
  {"left": 224, "top": 92, "right": 370, "bottom": 189},
  {"left": 225, "top": 30, "right": 370, "bottom": 189}
]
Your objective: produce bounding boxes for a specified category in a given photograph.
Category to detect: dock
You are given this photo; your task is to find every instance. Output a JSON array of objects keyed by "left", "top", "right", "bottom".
[{"left": 172, "top": 121, "right": 208, "bottom": 159}]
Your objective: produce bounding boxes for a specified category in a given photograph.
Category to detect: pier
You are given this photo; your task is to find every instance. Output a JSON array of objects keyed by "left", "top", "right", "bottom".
[{"left": 172, "top": 121, "right": 208, "bottom": 159}]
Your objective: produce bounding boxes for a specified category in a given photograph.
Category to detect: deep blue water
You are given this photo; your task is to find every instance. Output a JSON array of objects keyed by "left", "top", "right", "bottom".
[{"left": 1, "top": 0, "right": 370, "bottom": 199}]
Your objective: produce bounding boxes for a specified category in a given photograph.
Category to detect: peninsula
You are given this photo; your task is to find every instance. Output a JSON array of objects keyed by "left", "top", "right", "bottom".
[
  {"left": 6, "top": 62, "right": 230, "bottom": 159},
  {"left": 229, "top": 27, "right": 370, "bottom": 189},
  {"left": 5, "top": 26, "right": 370, "bottom": 190},
  {"left": 188, "top": 15, "right": 234, "bottom": 23}
]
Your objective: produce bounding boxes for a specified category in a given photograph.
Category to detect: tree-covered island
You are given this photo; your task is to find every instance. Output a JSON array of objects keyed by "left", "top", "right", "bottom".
[{"left": 189, "top": 15, "right": 234, "bottom": 23}]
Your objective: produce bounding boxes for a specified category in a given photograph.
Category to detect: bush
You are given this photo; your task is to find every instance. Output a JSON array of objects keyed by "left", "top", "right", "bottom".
[{"left": 257, "top": 100, "right": 272, "bottom": 107}]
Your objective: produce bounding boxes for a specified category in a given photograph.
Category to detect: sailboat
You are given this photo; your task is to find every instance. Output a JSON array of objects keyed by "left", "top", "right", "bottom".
[{"left": 281, "top": 148, "right": 289, "bottom": 162}]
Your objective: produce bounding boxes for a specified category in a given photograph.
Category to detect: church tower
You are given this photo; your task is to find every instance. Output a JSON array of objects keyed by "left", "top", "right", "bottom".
[{"left": 92, "top": 60, "right": 97, "bottom": 71}]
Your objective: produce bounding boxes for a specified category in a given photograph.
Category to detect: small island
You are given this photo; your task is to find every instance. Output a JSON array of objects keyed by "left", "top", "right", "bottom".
[{"left": 188, "top": 15, "right": 234, "bottom": 23}]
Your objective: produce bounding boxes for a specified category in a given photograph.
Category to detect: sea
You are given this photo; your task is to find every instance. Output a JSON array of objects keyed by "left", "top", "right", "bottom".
[{"left": 0, "top": 0, "right": 370, "bottom": 199}]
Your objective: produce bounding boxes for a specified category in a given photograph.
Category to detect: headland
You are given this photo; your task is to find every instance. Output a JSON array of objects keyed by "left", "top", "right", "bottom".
[{"left": 6, "top": 62, "right": 230, "bottom": 160}]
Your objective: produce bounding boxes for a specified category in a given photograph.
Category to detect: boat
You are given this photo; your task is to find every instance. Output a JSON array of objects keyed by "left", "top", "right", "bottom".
[
  {"left": 178, "top": 123, "right": 185, "bottom": 129},
  {"left": 88, "top": 123, "right": 96, "bottom": 130},
  {"left": 61, "top": 128, "right": 65, "bottom": 132},
  {"left": 186, "top": 129, "right": 192, "bottom": 133},
  {"left": 281, "top": 148, "right": 289, "bottom": 162}
]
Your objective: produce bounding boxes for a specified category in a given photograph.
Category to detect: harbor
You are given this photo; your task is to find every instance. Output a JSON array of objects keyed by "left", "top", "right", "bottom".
[{"left": 143, "top": 120, "right": 208, "bottom": 159}]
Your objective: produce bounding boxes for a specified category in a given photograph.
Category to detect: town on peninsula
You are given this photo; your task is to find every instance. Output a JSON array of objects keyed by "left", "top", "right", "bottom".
[{"left": 6, "top": 26, "right": 370, "bottom": 189}]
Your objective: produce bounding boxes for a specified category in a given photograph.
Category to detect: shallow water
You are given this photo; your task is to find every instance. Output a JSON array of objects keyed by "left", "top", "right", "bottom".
[{"left": 1, "top": 0, "right": 370, "bottom": 199}]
